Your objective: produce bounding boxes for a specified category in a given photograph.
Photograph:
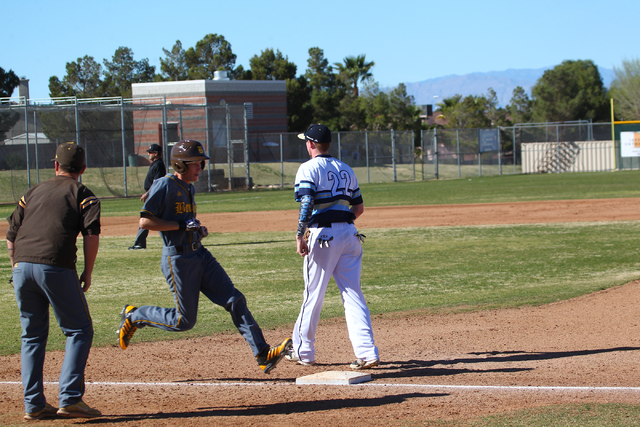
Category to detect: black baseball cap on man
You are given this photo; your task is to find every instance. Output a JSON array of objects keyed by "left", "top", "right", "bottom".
[
  {"left": 146, "top": 144, "right": 162, "bottom": 153},
  {"left": 54, "top": 142, "right": 85, "bottom": 171},
  {"left": 297, "top": 124, "right": 331, "bottom": 144}
]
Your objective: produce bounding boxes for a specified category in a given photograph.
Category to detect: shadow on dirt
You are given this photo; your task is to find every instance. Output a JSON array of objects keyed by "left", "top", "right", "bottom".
[
  {"left": 374, "top": 346, "right": 640, "bottom": 379},
  {"left": 82, "top": 392, "right": 446, "bottom": 423}
]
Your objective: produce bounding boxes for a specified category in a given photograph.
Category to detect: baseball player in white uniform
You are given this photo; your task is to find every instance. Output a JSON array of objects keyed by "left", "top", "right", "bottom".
[{"left": 286, "top": 124, "right": 379, "bottom": 369}]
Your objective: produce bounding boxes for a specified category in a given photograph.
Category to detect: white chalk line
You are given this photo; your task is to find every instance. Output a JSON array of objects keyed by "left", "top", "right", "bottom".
[{"left": 2, "top": 381, "right": 640, "bottom": 393}]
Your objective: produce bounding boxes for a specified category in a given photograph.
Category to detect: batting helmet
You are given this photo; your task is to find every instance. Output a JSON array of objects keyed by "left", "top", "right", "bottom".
[{"left": 171, "top": 139, "right": 210, "bottom": 174}]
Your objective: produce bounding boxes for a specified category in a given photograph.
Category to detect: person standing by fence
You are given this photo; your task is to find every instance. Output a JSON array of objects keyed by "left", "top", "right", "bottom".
[{"left": 129, "top": 144, "right": 166, "bottom": 250}]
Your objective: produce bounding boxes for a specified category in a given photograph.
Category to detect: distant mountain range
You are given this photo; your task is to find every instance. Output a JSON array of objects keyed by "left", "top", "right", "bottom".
[{"left": 404, "top": 67, "right": 614, "bottom": 107}]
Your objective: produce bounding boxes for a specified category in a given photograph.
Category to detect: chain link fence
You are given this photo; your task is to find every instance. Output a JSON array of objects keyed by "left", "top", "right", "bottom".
[
  {"left": 1, "top": 97, "right": 636, "bottom": 204},
  {"left": 0, "top": 98, "right": 249, "bottom": 203},
  {"left": 420, "top": 122, "right": 622, "bottom": 179},
  {"left": 247, "top": 130, "right": 416, "bottom": 188}
]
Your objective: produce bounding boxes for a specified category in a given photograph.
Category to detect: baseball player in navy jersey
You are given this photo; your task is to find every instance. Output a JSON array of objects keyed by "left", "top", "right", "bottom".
[
  {"left": 286, "top": 124, "right": 379, "bottom": 369},
  {"left": 117, "top": 139, "right": 291, "bottom": 374}
]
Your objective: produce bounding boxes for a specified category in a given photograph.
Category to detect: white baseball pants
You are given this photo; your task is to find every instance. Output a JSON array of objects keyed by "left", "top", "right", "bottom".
[{"left": 292, "top": 222, "right": 379, "bottom": 364}]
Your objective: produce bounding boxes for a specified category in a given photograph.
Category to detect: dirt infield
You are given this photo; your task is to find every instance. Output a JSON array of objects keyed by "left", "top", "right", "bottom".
[
  {"left": 1, "top": 198, "right": 640, "bottom": 425},
  {"left": 100, "top": 197, "right": 640, "bottom": 235}
]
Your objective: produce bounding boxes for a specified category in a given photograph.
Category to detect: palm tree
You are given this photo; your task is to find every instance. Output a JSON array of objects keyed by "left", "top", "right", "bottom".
[{"left": 334, "top": 54, "right": 375, "bottom": 98}]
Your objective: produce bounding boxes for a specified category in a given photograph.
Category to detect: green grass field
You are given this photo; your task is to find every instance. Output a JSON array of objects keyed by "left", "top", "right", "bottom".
[
  {"left": 2, "top": 170, "right": 640, "bottom": 355},
  {"left": 3, "top": 169, "right": 639, "bottom": 219},
  {"left": 2, "top": 171, "right": 640, "bottom": 426}
]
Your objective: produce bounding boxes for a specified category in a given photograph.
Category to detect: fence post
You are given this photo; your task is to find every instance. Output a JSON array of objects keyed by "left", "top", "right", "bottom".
[
  {"left": 498, "top": 127, "right": 502, "bottom": 175},
  {"left": 243, "top": 103, "right": 251, "bottom": 190},
  {"left": 280, "top": 134, "right": 284, "bottom": 188},
  {"left": 477, "top": 129, "right": 482, "bottom": 177},
  {"left": 391, "top": 129, "right": 397, "bottom": 182},
  {"left": 513, "top": 126, "right": 517, "bottom": 174},
  {"left": 34, "top": 110, "right": 39, "bottom": 184},
  {"left": 226, "top": 105, "right": 233, "bottom": 190},
  {"left": 205, "top": 106, "right": 211, "bottom": 192},
  {"left": 411, "top": 131, "right": 416, "bottom": 180},
  {"left": 120, "top": 98, "right": 128, "bottom": 197},
  {"left": 337, "top": 132, "right": 342, "bottom": 161},
  {"left": 556, "top": 124, "right": 560, "bottom": 173},
  {"left": 162, "top": 98, "right": 168, "bottom": 171},
  {"left": 434, "top": 128, "right": 439, "bottom": 179},
  {"left": 365, "top": 131, "right": 370, "bottom": 184},
  {"left": 456, "top": 129, "right": 461, "bottom": 179},
  {"left": 419, "top": 130, "right": 423, "bottom": 181}
]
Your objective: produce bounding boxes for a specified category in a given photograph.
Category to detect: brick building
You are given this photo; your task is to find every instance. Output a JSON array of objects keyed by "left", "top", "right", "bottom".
[{"left": 131, "top": 72, "right": 287, "bottom": 157}]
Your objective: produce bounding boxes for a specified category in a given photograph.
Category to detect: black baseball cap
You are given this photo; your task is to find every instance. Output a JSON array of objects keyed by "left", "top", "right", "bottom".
[
  {"left": 53, "top": 142, "right": 85, "bottom": 171},
  {"left": 298, "top": 124, "right": 331, "bottom": 144},
  {"left": 146, "top": 144, "right": 162, "bottom": 153}
]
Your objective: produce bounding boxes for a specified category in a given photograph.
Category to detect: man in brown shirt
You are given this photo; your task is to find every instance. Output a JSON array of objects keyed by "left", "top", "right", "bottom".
[{"left": 6, "top": 142, "right": 101, "bottom": 420}]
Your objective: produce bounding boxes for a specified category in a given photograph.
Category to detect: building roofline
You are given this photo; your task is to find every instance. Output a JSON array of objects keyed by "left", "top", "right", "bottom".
[{"left": 132, "top": 80, "right": 286, "bottom": 97}]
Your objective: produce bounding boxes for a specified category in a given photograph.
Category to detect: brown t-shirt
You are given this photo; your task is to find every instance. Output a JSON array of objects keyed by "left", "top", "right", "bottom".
[{"left": 6, "top": 175, "right": 101, "bottom": 270}]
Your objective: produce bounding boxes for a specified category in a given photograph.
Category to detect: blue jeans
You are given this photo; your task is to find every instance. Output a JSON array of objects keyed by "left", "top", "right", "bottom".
[{"left": 13, "top": 263, "right": 93, "bottom": 412}]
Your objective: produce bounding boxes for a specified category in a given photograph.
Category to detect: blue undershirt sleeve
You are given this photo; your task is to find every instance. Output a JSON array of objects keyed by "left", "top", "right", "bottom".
[{"left": 296, "top": 194, "right": 314, "bottom": 236}]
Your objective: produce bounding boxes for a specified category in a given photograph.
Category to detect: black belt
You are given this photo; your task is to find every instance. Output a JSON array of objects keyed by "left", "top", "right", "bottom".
[
  {"left": 174, "top": 241, "right": 202, "bottom": 253},
  {"left": 314, "top": 221, "right": 353, "bottom": 228}
]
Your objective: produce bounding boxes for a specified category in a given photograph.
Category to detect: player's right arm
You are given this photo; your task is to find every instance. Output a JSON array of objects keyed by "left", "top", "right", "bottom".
[
  {"left": 351, "top": 203, "right": 364, "bottom": 220},
  {"left": 6, "top": 195, "right": 26, "bottom": 269},
  {"left": 139, "top": 215, "right": 183, "bottom": 231},
  {"left": 295, "top": 194, "right": 314, "bottom": 257}
]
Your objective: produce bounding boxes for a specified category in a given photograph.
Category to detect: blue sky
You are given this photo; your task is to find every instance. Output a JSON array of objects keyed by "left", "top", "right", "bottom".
[{"left": 4, "top": 0, "right": 639, "bottom": 100}]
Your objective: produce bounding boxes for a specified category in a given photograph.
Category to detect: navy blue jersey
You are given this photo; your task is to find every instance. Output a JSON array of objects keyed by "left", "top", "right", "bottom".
[
  {"left": 140, "top": 174, "right": 199, "bottom": 247},
  {"left": 294, "top": 154, "right": 363, "bottom": 225},
  {"left": 144, "top": 159, "right": 167, "bottom": 192}
]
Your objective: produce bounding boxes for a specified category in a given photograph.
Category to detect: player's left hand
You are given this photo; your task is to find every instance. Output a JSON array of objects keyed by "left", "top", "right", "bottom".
[
  {"left": 296, "top": 235, "right": 309, "bottom": 257},
  {"left": 185, "top": 218, "right": 201, "bottom": 231}
]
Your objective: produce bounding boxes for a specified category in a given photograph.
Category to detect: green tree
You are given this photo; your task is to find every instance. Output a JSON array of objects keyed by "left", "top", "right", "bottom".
[
  {"left": 484, "top": 88, "right": 509, "bottom": 126},
  {"left": 0, "top": 67, "right": 20, "bottom": 97},
  {"left": 388, "top": 83, "right": 423, "bottom": 131},
  {"left": 338, "top": 90, "right": 367, "bottom": 131},
  {"left": 507, "top": 86, "right": 533, "bottom": 124},
  {"left": 531, "top": 60, "right": 609, "bottom": 123},
  {"left": 48, "top": 55, "right": 104, "bottom": 98},
  {"left": 437, "top": 94, "right": 491, "bottom": 129},
  {"left": 233, "top": 64, "right": 253, "bottom": 80},
  {"left": 305, "top": 47, "right": 345, "bottom": 130},
  {"left": 609, "top": 57, "right": 640, "bottom": 121},
  {"left": 334, "top": 54, "right": 375, "bottom": 98},
  {"left": 287, "top": 76, "right": 313, "bottom": 132},
  {"left": 0, "top": 109, "right": 20, "bottom": 142},
  {"left": 436, "top": 94, "right": 462, "bottom": 126},
  {"left": 357, "top": 83, "right": 422, "bottom": 132},
  {"left": 185, "top": 34, "right": 237, "bottom": 80},
  {"left": 246, "top": 48, "right": 309, "bottom": 131},
  {"left": 360, "top": 82, "right": 390, "bottom": 131},
  {"left": 248, "top": 48, "right": 297, "bottom": 80},
  {"left": 103, "top": 47, "right": 156, "bottom": 97},
  {"left": 159, "top": 40, "right": 188, "bottom": 81}
]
